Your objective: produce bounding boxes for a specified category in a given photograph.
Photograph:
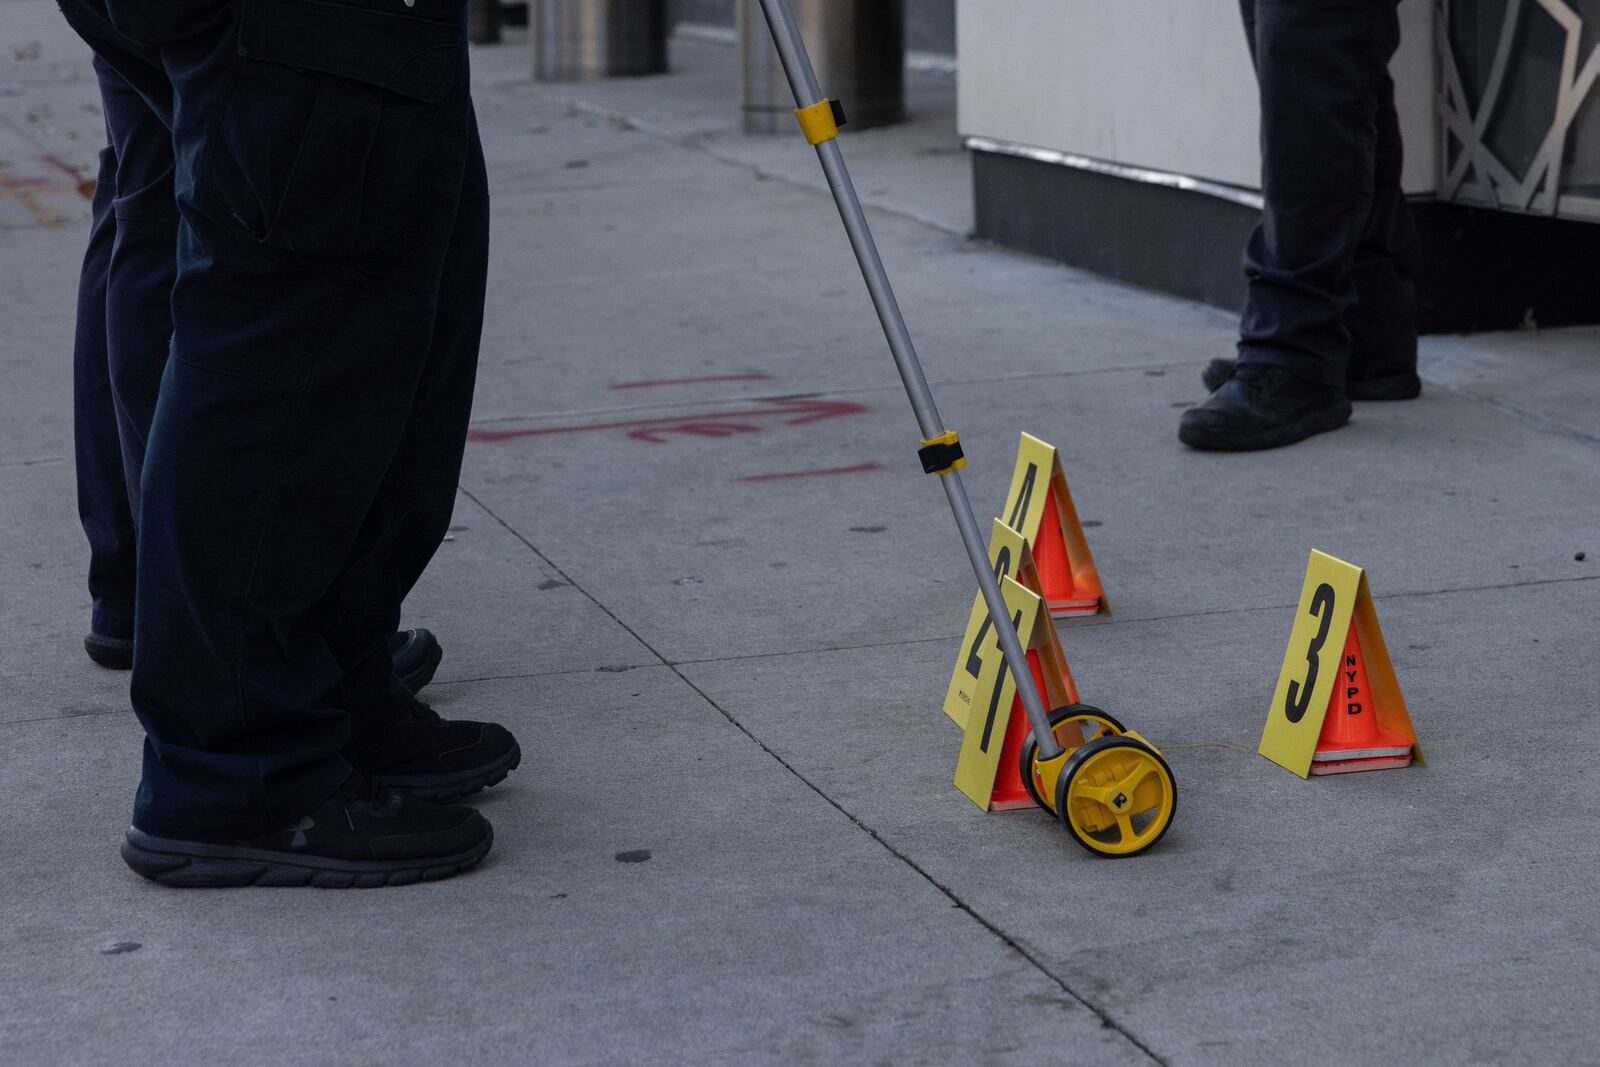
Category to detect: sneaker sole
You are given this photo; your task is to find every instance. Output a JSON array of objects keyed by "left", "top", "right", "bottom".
[
  {"left": 371, "top": 741, "right": 522, "bottom": 802},
  {"left": 1179, "top": 398, "right": 1353, "bottom": 452},
  {"left": 84, "top": 633, "right": 133, "bottom": 671},
  {"left": 1201, "top": 360, "right": 1421, "bottom": 401},
  {"left": 397, "top": 636, "right": 444, "bottom": 693},
  {"left": 120, "top": 825, "right": 493, "bottom": 889}
]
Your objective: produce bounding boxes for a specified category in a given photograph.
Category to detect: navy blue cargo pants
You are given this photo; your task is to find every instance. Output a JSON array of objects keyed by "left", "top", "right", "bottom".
[
  {"left": 1237, "top": 0, "right": 1420, "bottom": 386},
  {"left": 73, "top": 57, "right": 177, "bottom": 644},
  {"left": 59, "top": 0, "right": 489, "bottom": 839}
]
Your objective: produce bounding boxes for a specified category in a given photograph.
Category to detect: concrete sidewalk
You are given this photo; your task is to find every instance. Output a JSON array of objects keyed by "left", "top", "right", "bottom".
[{"left": 2, "top": 12, "right": 1597, "bottom": 1065}]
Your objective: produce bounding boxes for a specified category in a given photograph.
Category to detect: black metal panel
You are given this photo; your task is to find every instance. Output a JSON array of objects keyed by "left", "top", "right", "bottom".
[
  {"left": 972, "top": 148, "right": 1600, "bottom": 334},
  {"left": 972, "top": 149, "right": 1254, "bottom": 312}
]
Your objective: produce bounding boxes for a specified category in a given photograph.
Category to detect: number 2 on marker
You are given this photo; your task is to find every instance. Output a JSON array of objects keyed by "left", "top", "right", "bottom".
[{"left": 1284, "top": 582, "right": 1335, "bottom": 723}]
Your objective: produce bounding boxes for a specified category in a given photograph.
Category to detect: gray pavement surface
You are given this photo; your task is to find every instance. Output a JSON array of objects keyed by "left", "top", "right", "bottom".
[{"left": 2, "top": 9, "right": 1598, "bottom": 1065}]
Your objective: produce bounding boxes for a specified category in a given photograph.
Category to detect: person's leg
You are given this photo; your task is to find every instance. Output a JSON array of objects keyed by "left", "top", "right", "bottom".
[
  {"left": 73, "top": 134, "right": 138, "bottom": 664},
  {"left": 375, "top": 112, "right": 491, "bottom": 698},
  {"left": 394, "top": 111, "right": 489, "bottom": 606},
  {"left": 312, "top": 117, "right": 489, "bottom": 711},
  {"left": 1237, "top": 0, "right": 1400, "bottom": 385},
  {"left": 1345, "top": 56, "right": 1421, "bottom": 395},
  {"left": 327, "top": 112, "right": 518, "bottom": 799},
  {"left": 1181, "top": 0, "right": 1400, "bottom": 450},
  {"left": 67, "top": 36, "right": 450, "bottom": 693},
  {"left": 101, "top": 62, "right": 178, "bottom": 521},
  {"left": 126, "top": 7, "right": 479, "bottom": 837},
  {"left": 59, "top": 0, "right": 493, "bottom": 886}
]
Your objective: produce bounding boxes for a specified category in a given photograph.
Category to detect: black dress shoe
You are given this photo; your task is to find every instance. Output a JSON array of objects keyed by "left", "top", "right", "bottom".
[
  {"left": 391, "top": 628, "right": 443, "bottom": 693},
  {"left": 1179, "top": 365, "right": 1352, "bottom": 451},
  {"left": 84, "top": 632, "right": 134, "bottom": 671},
  {"left": 1202, "top": 357, "right": 1421, "bottom": 401},
  {"left": 346, "top": 691, "right": 521, "bottom": 801},
  {"left": 120, "top": 773, "right": 493, "bottom": 888}
]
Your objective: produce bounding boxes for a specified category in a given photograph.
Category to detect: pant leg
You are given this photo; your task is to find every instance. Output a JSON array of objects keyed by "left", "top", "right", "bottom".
[
  {"left": 121, "top": 5, "right": 477, "bottom": 838},
  {"left": 99, "top": 60, "right": 178, "bottom": 521},
  {"left": 1345, "top": 62, "right": 1419, "bottom": 376},
  {"left": 72, "top": 139, "right": 137, "bottom": 641},
  {"left": 394, "top": 110, "right": 489, "bottom": 603},
  {"left": 310, "top": 109, "right": 488, "bottom": 732},
  {"left": 316, "top": 110, "right": 491, "bottom": 735},
  {"left": 1237, "top": 0, "right": 1403, "bottom": 386}
]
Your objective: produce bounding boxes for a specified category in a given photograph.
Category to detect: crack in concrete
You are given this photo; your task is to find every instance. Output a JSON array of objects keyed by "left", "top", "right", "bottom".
[
  {"left": 0, "top": 455, "right": 67, "bottom": 471},
  {"left": 1425, "top": 380, "right": 1600, "bottom": 451},
  {"left": 408, "top": 570, "right": 1600, "bottom": 690},
  {"left": 457, "top": 484, "right": 1168, "bottom": 1065}
]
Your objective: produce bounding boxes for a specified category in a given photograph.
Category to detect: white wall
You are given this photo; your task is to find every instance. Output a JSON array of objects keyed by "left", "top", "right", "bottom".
[{"left": 957, "top": 0, "right": 1437, "bottom": 195}]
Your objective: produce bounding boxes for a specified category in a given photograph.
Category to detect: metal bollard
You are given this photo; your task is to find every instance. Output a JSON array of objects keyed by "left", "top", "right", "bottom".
[
  {"left": 738, "top": 0, "right": 904, "bottom": 133},
  {"left": 531, "top": 0, "right": 669, "bottom": 81}
]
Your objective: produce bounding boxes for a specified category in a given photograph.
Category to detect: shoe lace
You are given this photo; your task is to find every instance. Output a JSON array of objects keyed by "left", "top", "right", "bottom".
[
  {"left": 403, "top": 695, "right": 444, "bottom": 727},
  {"left": 1233, "top": 363, "right": 1290, "bottom": 396},
  {"left": 334, "top": 770, "right": 401, "bottom": 819},
  {"left": 334, "top": 769, "right": 385, "bottom": 804}
]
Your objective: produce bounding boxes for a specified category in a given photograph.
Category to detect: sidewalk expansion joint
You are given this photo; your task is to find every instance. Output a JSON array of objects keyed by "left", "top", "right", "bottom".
[
  {"left": 1427, "top": 381, "right": 1600, "bottom": 451},
  {"left": 658, "top": 571, "right": 1598, "bottom": 670},
  {"left": 420, "top": 568, "right": 1600, "bottom": 690},
  {"left": 458, "top": 486, "right": 1167, "bottom": 1064}
]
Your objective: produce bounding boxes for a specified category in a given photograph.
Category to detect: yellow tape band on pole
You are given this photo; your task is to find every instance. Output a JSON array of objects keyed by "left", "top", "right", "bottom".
[
  {"left": 794, "top": 99, "right": 838, "bottom": 145},
  {"left": 918, "top": 430, "right": 966, "bottom": 474}
]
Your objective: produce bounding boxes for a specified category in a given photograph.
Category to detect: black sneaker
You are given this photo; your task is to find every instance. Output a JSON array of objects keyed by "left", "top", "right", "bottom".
[
  {"left": 1201, "top": 357, "right": 1420, "bottom": 401},
  {"left": 120, "top": 774, "right": 492, "bottom": 888},
  {"left": 84, "top": 631, "right": 134, "bottom": 671},
  {"left": 391, "top": 627, "right": 443, "bottom": 692},
  {"left": 347, "top": 692, "right": 521, "bottom": 801},
  {"left": 1179, "top": 364, "right": 1352, "bottom": 451}
]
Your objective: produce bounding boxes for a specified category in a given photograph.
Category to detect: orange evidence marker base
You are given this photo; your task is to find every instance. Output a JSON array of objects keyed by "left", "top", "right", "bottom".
[
  {"left": 1031, "top": 486, "right": 1104, "bottom": 618},
  {"left": 989, "top": 650, "right": 1062, "bottom": 810},
  {"left": 1309, "top": 623, "right": 1413, "bottom": 776}
]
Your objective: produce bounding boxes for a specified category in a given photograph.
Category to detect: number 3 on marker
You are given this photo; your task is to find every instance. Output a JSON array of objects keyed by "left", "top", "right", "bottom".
[{"left": 1284, "top": 582, "right": 1335, "bottom": 724}]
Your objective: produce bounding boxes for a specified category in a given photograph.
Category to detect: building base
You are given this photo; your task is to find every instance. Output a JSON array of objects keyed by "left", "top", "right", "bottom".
[{"left": 972, "top": 146, "right": 1600, "bottom": 334}]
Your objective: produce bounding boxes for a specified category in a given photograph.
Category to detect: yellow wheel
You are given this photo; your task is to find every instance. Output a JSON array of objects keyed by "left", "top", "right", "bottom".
[
  {"left": 1053, "top": 735, "right": 1176, "bottom": 857},
  {"left": 1019, "top": 704, "right": 1126, "bottom": 812}
]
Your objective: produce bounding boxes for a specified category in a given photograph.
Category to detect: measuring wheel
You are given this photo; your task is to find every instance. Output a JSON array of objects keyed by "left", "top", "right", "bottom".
[
  {"left": 1053, "top": 734, "right": 1176, "bottom": 857},
  {"left": 1019, "top": 705, "right": 1126, "bottom": 811}
]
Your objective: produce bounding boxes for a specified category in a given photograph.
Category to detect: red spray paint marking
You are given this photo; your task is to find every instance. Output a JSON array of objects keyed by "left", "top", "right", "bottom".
[
  {"left": 737, "top": 462, "right": 884, "bottom": 482},
  {"left": 469, "top": 397, "right": 868, "bottom": 445},
  {"left": 608, "top": 373, "right": 773, "bottom": 390},
  {"left": 39, "top": 154, "right": 84, "bottom": 181}
]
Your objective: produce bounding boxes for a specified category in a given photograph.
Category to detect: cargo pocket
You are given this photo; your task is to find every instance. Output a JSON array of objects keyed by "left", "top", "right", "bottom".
[{"left": 198, "top": 0, "right": 462, "bottom": 257}]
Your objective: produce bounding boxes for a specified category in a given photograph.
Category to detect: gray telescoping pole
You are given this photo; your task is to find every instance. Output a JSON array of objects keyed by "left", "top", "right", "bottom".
[{"left": 751, "top": 0, "right": 1062, "bottom": 761}]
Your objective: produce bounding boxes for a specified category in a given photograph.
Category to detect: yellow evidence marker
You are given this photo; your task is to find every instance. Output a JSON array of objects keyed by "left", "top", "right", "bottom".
[
  {"left": 954, "top": 575, "right": 1078, "bottom": 810},
  {"left": 942, "top": 519, "right": 1079, "bottom": 728},
  {"left": 1259, "top": 550, "right": 1423, "bottom": 778},
  {"left": 999, "top": 433, "right": 1108, "bottom": 618}
]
